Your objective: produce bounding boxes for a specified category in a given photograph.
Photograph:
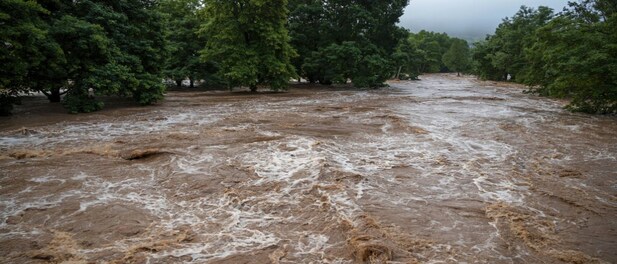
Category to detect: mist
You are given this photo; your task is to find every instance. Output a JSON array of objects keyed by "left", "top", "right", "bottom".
[{"left": 399, "top": 0, "right": 570, "bottom": 41}]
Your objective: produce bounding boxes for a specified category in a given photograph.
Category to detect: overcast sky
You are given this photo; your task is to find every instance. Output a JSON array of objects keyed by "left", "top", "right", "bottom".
[{"left": 399, "top": 0, "right": 570, "bottom": 41}]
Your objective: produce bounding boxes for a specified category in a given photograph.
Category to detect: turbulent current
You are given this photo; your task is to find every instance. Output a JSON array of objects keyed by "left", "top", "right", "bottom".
[{"left": 0, "top": 74, "right": 616, "bottom": 263}]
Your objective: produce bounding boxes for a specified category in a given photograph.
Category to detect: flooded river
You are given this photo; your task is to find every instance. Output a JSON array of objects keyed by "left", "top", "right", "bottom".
[{"left": 1, "top": 74, "right": 616, "bottom": 263}]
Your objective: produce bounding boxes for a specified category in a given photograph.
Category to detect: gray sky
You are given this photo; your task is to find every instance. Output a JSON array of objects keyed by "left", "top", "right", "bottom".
[{"left": 399, "top": 0, "right": 570, "bottom": 41}]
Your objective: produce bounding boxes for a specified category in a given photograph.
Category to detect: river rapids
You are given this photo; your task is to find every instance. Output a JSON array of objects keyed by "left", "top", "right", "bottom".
[{"left": 1, "top": 74, "right": 616, "bottom": 263}]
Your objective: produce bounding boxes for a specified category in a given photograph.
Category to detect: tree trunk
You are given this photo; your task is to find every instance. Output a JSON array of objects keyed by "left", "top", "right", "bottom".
[
  {"left": 250, "top": 85, "right": 257, "bottom": 92},
  {"left": 396, "top": 66, "right": 403, "bottom": 79},
  {"left": 457, "top": 72, "right": 460, "bottom": 77},
  {"left": 189, "top": 78, "right": 194, "bottom": 88},
  {"left": 175, "top": 79, "right": 182, "bottom": 87},
  {"left": 47, "top": 88, "right": 62, "bottom": 103}
]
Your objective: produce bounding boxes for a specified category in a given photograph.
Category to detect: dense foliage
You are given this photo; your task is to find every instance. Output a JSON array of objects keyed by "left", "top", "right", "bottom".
[
  {"left": 442, "top": 39, "right": 471, "bottom": 76},
  {"left": 0, "top": 0, "right": 47, "bottom": 115},
  {"left": 393, "top": 30, "right": 470, "bottom": 80},
  {"left": 1, "top": 0, "right": 167, "bottom": 114},
  {"left": 474, "top": 1, "right": 617, "bottom": 114},
  {"left": 1, "top": 0, "right": 465, "bottom": 114},
  {"left": 3, "top": 0, "right": 613, "bottom": 115},
  {"left": 200, "top": 0, "right": 297, "bottom": 91},
  {"left": 160, "top": 0, "right": 217, "bottom": 88},
  {"left": 472, "top": 6, "right": 554, "bottom": 81},
  {"left": 288, "top": 0, "right": 409, "bottom": 87}
]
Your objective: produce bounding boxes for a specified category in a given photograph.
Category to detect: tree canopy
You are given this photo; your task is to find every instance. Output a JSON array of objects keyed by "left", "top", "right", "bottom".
[
  {"left": 288, "top": 0, "right": 409, "bottom": 87},
  {"left": 0, "top": 0, "right": 48, "bottom": 115},
  {"left": 1, "top": 0, "right": 167, "bottom": 114},
  {"left": 474, "top": 1, "right": 617, "bottom": 114},
  {"left": 392, "top": 30, "right": 469, "bottom": 80},
  {"left": 2, "top": 0, "right": 614, "bottom": 115},
  {"left": 442, "top": 39, "right": 471, "bottom": 76},
  {"left": 159, "top": 0, "right": 218, "bottom": 88},
  {"left": 0, "top": 0, "right": 458, "bottom": 114},
  {"left": 200, "top": 0, "right": 297, "bottom": 91}
]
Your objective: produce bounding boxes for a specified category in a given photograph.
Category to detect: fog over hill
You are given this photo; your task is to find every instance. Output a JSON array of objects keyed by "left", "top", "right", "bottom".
[{"left": 399, "top": 0, "right": 569, "bottom": 42}]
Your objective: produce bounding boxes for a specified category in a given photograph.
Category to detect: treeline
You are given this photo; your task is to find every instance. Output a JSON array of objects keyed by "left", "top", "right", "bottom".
[
  {"left": 1, "top": 0, "right": 167, "bottom": 114},
  {"left": 473, "top": 0, "right": 617, "bottom": 114},
  {"left": 3, "top": 1, "right": 614, "bottom": 116},
  {"left": 395, "top": 31, "right": 470, "bottom": 79},
  {"left": 2, "top": 0, "right": 475, "bottom": 115}
]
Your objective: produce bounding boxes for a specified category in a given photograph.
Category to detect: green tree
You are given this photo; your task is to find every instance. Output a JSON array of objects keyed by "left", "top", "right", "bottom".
[
  {"left": 200, "top": 0, "right": 297, "bottom": 91},
  {"left": 0, "top": 0, "right": 48, "bottom": 115},
  {"left": 472, "top": 1, "right": 616, "bottom": 114},
  {"left": 442, "top": 39, "right": 470, "bottom": 76},
  {"left": 31, "top": 1, "right": 114, "bottom": 108},
  {"left": 474, "top": 6, "right": 554, "bottom": 81},
  {"left": 54, "top": 0, "right": 167, "bottom": 112},
  {"left": 411, "top": 31, "right": 454, "bottom": 73},
  {"left": 524, "top": 0, "right": 617, "bottom": 113},
  {"left": 288, "top": 0, "right": 323, "bottom": 82},
  {"left": 160, "top": 0, "right": 217, "bottom": 88},
  {"left": 289, "top": 0, "right": 408, "bottom": 87},
  {"left": 392, "top": 30, "right": 469, "bottom": 79},
  {"left": 76, "top": 0, "right": 168, "bottom": 106},
  {"left": 392, "top": 32, "right": 425, "bottom": 80},
  {"left": 2, "top": 0, "right": 167, "bottom": 114},
  {"left": 471, "top": 40, "right": 503, "bottom": 80}
]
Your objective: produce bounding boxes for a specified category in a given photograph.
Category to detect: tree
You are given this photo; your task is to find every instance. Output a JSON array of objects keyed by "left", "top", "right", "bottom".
[
  {"left": 411, "top": 31, "right": 454, "bottom": 73},
  {"left": 472, "top": 1, "right": 616, "bottom": 114},
  {"left": 32, "top": 3, "right": 114, "bottom": 107},
  {"left": 442, "top": 39, "right": 470, "bottom": 76},
  {"left": 37, "top": 0, "right": 168, "bottom": 112},
  {"left": 474, "top": 6, "right": 554, "bottom": 81},
  {"left": 471, "top": 40, "right": 503, "bottom": 81},
  {"left": 524, "top": 0, "right": 617, "bottom": 113},
  {"left": 392, "top": 32, "right": 425, "bottom": 80},
  {"left": 0, "top": 0, "right": 49, "bottom": 115},
  {"left": 160, "top": 0, "right": 217, "bottom": 88},
  {"left": 288, "top": 0, "right": 323, "bottom": 81},
  {"left": 75, "top": 0, "right": 168, "bottom": 107},
  {"left": 391, "top": 30, "right": 470, "bottom": 79},
  {"left": 200, "top": 0, "right": 297, "bottom": 91},
  {"left": 289, "top": 0, "right": 409, "bottom": 87}
]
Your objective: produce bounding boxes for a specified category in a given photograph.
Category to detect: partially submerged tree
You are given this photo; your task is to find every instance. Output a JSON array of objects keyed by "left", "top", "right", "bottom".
[
  {"left": 0, "top": 0, "right": 167, "bottom": 114},
  {"left": 414, "top": 31, "right": 453, "bottom": 73},
  {"left": 289, "top": 0, "right": 409, "bottom": 87},
  {"left": 0, "top": 0, "right": 48, "bottom": 115},
  {"left": 392, "top": 33, "right": 424, "bottom": 80},
  {"left": 160, "top": 0, "right": 217, "bottom": 88},
  {"left": 472, "top": 6, "right": 554, "bottom": 81},
  {"left": 474, "top": 2, "right": 616, "bottom": 114},
  {"left": 523, "top": 0, "right": 617, "bottom": 113},
  {"left": 442, "top": 39, "right": 470, "bottom": 76},
  {"left": 200, "top": 0, "right": 297, "bottom": 91}
]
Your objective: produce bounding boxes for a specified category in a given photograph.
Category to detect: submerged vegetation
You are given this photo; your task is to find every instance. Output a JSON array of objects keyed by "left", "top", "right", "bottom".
[
  {"left": 1, "top": 0, "right": 615, "bottom": 114},
  {"left": 474, "top": 0, "right": 617, "bottom": 114},
  {"left": 1, "top": 0, "right": 167, "bottom": 114}
]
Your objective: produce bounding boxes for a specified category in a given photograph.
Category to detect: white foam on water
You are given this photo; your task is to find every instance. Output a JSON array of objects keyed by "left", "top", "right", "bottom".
[
  {"left": 29, "top": 175, "right": 64, "bottom": 184},
  {"left": 172, "top": 154, "right": 214, "bottom": 175},
  {"left": 295, "top": 233, "right": 330, "bottom": 256},
  {"left": 0, "top": 109, "right": 223, "bottom": 149},
  {"left": 2, "top": 75, "right": 616, "bottom": 263}
]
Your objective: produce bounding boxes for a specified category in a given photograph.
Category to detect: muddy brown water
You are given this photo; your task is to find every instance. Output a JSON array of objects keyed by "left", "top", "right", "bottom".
[{"left": 1, "top": 74, "right": 616, "bottom": 263}]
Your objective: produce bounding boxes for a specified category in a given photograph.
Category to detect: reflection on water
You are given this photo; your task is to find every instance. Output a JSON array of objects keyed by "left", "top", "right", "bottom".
[{"left": 1, "top": 74, "right": 616, "bottom": 263}]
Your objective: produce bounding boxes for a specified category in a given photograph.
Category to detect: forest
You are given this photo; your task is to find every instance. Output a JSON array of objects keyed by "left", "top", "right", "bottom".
[
  {"left": 1, "top": 2, "right": 616, "bottom": 262},
  {"left": 1, "top": 0, "right": 615, "bottom": 115},
  {"left": 473, "top": 1, "right": 617, "bottom": 114}
]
